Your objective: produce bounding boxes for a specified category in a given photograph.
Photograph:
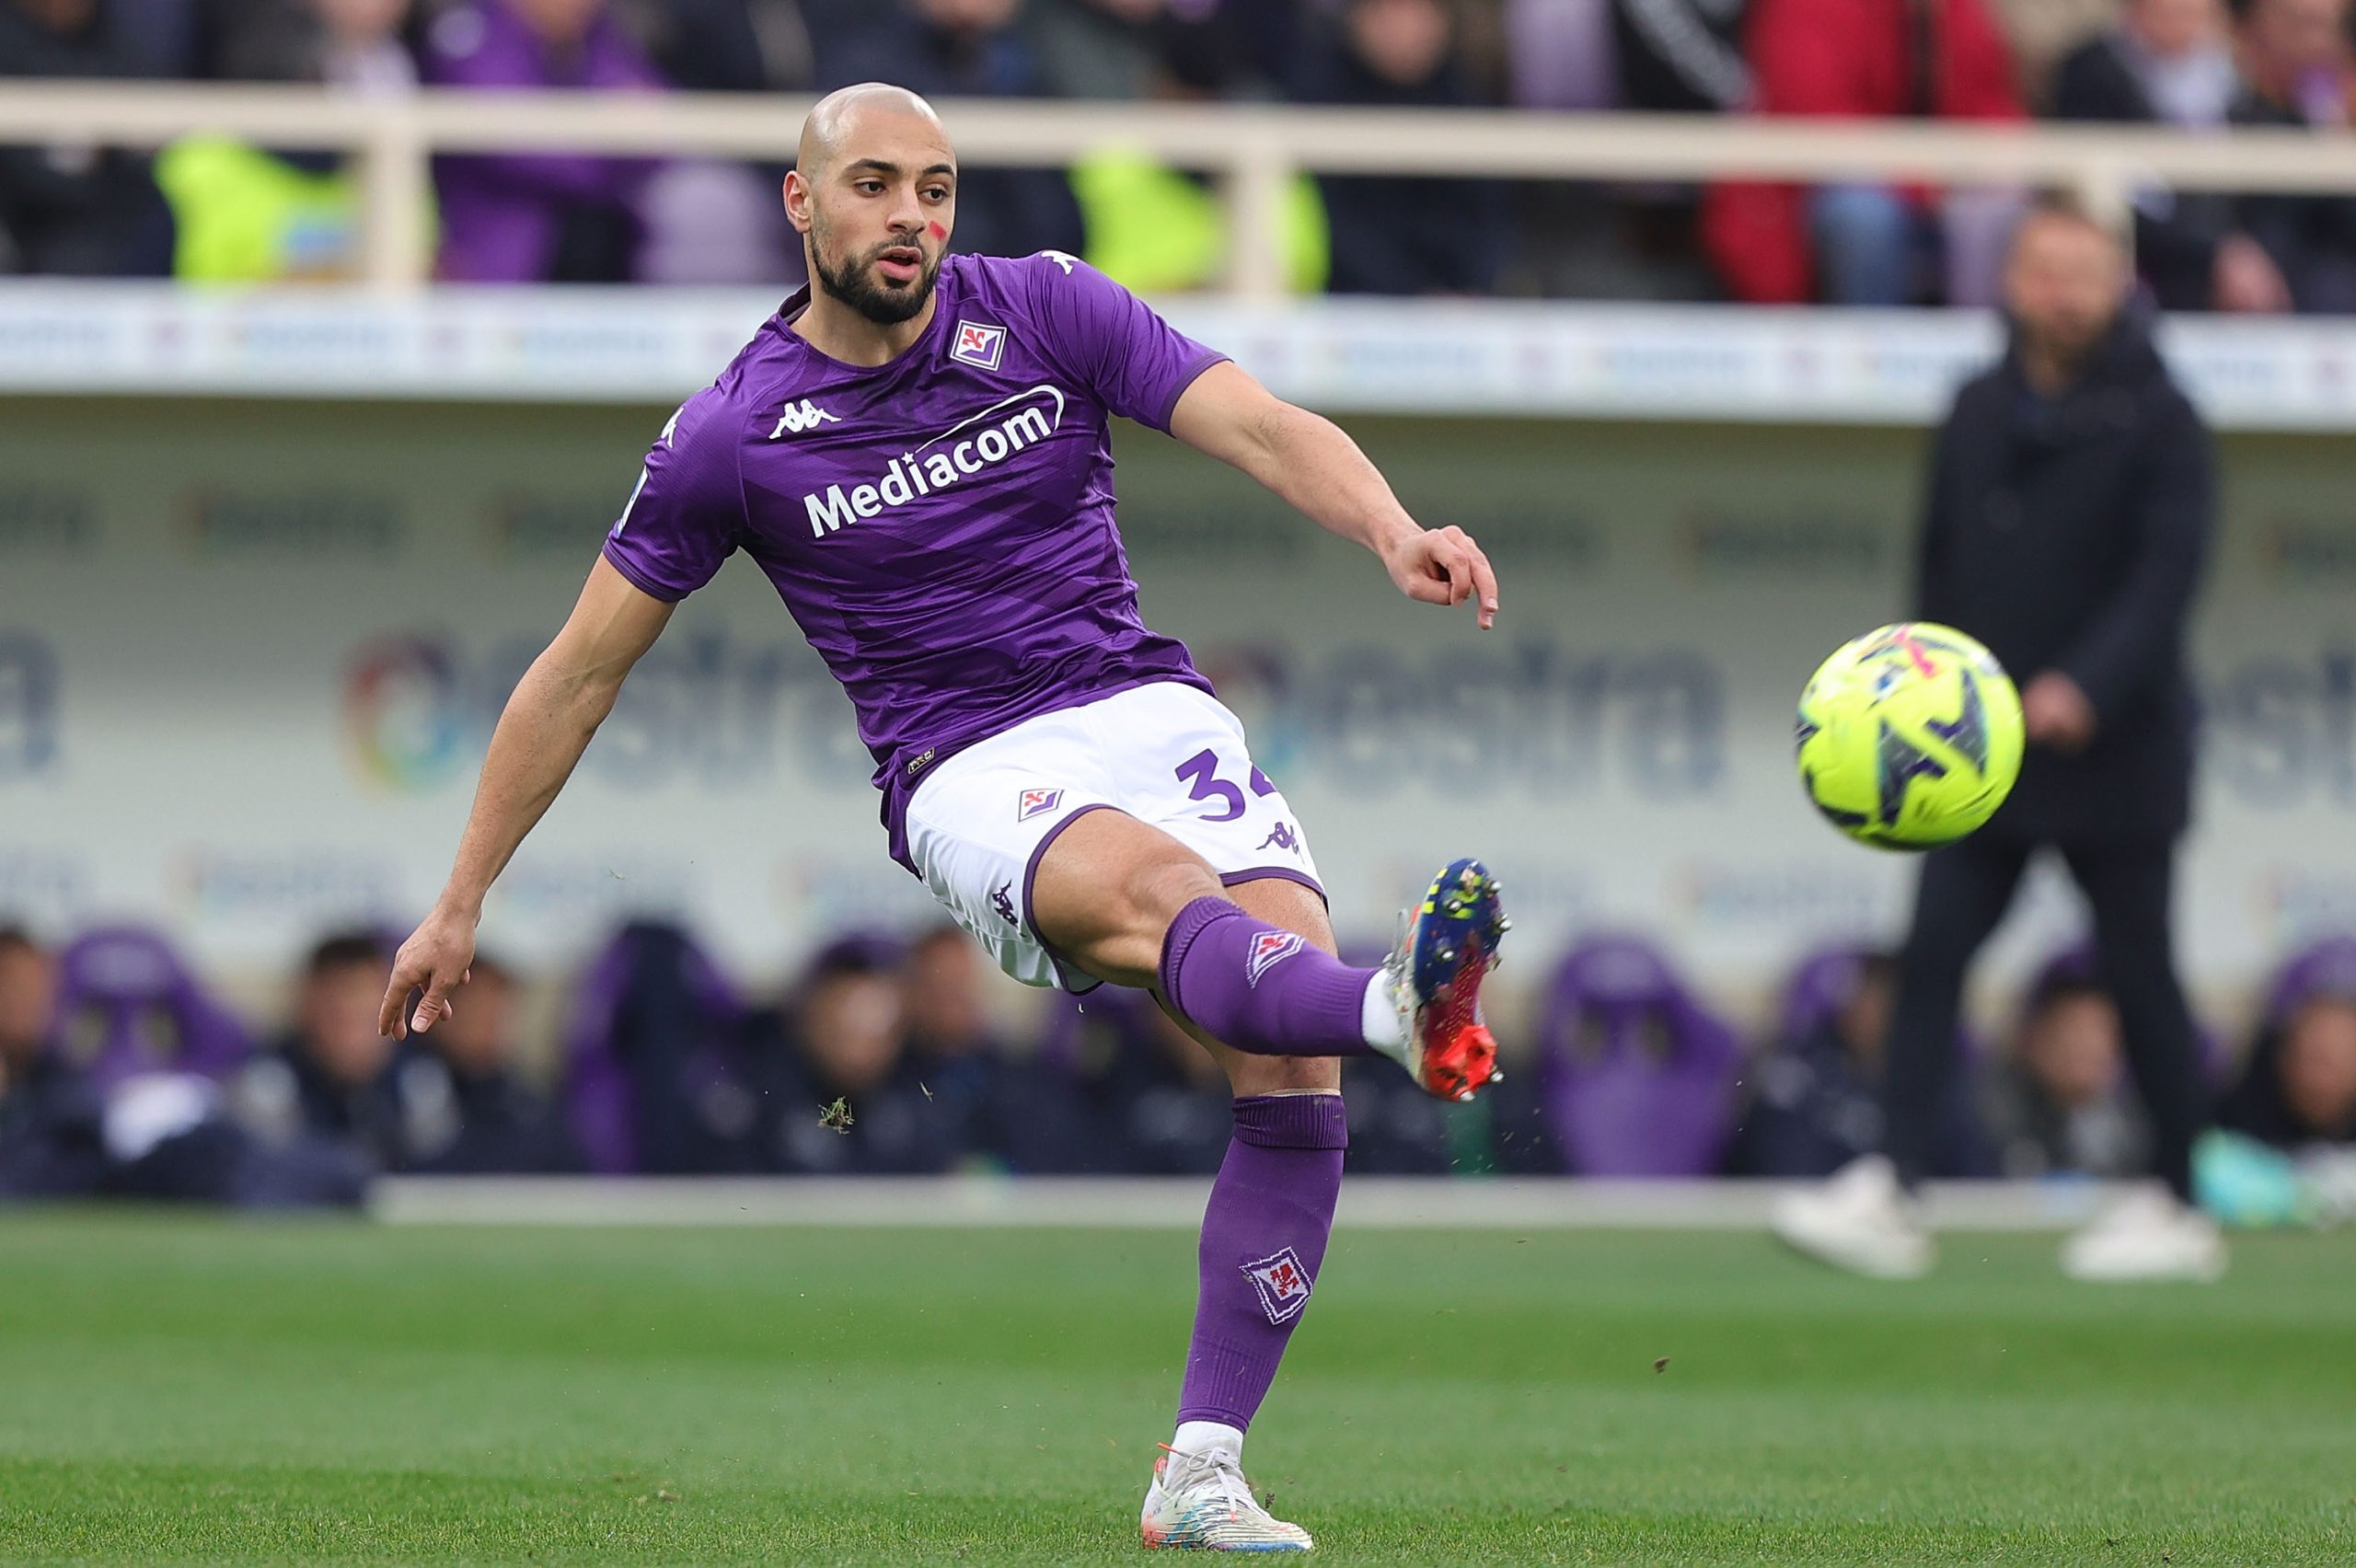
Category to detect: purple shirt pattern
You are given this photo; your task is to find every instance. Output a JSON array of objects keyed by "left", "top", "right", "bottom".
[{"left": 601, "top": 252, "right": 1228, "bottom": 870}]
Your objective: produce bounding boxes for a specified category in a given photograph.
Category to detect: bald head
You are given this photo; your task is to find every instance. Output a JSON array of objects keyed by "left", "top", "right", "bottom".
[
  {"left": 784, "top": 83, "right": 958, "bottom": 330},
  {"left": 798, "top": 84, "right": 949, "bottom": 183}
]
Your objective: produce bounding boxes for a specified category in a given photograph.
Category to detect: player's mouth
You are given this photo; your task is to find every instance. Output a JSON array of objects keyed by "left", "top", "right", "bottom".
[{"left": 874, "top": 245, "right": 924, "bottom": 285}]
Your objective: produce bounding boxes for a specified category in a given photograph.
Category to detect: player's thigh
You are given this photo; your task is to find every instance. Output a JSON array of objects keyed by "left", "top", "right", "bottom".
[
  {"left": 1122, "top": 685, "right": 1325, "bottom": 896},
  {"left": 1169, "top": 875, "right": 1345, "bottom": 1097},
  {"left": 1027, "top": 807, "right": 1226, "bottom": 991}
]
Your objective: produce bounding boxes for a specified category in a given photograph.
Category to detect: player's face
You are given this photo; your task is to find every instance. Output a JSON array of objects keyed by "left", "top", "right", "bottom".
[
  {"left": 2004, "top": 215, "right": 2125, "bottom": 366},
  {"left": 799, "top": 113, "right": 958, "bottom": 327}
]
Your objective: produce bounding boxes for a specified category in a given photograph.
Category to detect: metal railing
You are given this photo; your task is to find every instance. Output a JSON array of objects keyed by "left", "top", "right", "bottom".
[{"left": 0, "top": 80, "right": 2350, "bottom": 295}]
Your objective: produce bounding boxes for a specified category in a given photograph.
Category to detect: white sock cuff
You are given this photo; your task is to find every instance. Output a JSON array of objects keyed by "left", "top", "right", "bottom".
[
  {"left": 1172, "top": 1420, "right": 1244, "bottom": 1460},
  {"left": 1361, "top": 970, "right": 1406, "bottom": 1055}
]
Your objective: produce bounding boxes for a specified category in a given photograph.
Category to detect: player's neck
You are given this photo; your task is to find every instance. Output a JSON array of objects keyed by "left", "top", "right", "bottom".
[{"left": 791, "top": 289, "right": 939, "bottom": 368}]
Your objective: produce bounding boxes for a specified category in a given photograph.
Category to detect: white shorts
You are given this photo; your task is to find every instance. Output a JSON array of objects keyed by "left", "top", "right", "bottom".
[{"left": 904, "top": 681, "right": 1323, "bottom": 993}]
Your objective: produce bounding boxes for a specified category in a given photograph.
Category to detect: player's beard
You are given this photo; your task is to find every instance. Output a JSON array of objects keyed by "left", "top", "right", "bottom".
[{"left": 811, "top": 226, "right": 940, "bottom": 326}]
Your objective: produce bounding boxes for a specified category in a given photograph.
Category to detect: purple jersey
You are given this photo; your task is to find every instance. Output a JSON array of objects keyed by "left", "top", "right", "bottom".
[{"left": 600, "top": 251, "right": 1227, "bottom": 869}]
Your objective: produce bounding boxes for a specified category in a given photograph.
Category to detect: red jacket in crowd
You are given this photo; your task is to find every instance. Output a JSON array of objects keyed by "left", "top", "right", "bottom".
[{"left": 1703, "top": 0, "right": 2027, "bottom": 304}]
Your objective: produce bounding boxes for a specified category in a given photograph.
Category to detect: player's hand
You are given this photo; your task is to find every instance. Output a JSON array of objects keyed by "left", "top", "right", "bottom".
[
  {"left": 2022, "top": 672, "right": 2096, "bottom": 754},
  {"left": 378, "top": 905, "right": 477, "bottom": 1039},
  {"left": 1385, "top": 525, "right": 1498, "bottom": 630}
]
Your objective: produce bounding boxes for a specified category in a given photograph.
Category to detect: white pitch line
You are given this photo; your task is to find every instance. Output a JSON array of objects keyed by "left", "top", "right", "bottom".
[{"left": 369, "top": 1176, "right": 2124, "bottom": 1231}]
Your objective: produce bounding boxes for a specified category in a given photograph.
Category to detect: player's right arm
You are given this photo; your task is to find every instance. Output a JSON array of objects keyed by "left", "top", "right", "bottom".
[
  {"left": 381, "top": 384, "right": 743, "bottom": 1039},
  {"left": 377, "top": 559, "right": 675, "bottom": 1040}
]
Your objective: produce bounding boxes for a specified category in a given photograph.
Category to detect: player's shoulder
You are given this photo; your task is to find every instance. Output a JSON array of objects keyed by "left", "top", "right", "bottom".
[
  {"left": 953, "top": 249, "right": 1114, "bottom": 318},
  {"left": 664, "top": 315, "right": 808, "bottom": 446}
]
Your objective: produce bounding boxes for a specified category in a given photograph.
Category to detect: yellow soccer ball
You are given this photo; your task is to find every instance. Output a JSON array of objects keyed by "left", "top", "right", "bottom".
[{"left": 1795, "top": 622, "right": 2026, "bottom": 850}]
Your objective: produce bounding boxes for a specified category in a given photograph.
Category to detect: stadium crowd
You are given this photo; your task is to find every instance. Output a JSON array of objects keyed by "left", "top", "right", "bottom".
[
  {"left": 2, "top": 917, "right": 2352, "bottom": 1205},
  {"left": 2, "top": 0, "right": 2354, "bottom": 306}
]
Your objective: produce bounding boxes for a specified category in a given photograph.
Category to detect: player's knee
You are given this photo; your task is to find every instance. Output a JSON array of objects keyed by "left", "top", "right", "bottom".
[
  {"left": 1226, "top": 1055, "right": 1344, "bottom": 1098},
  {"left": 1128, "top": 855, "right": 1224, "bottom": 931}
]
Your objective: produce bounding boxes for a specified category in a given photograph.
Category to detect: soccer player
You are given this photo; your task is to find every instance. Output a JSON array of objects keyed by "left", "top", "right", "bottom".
[{"left": 376, "top": 84, "right": 1510, "bottom": 1551}]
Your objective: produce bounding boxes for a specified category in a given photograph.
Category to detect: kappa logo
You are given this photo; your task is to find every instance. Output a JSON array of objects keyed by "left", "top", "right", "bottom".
[
  {"left": 1245, "top": 930, "right": 1305, "bottom": 987},
  {"left": 1255, "top": 823, "right": 1303, "bottom": 857},
  {"left": 1017, "top": 787, "right": 1064, "bottom": 822},
  {"left": 990, "top": 882, "right": 1018, "bottom": 928},
  {"left": 768, "top": 399, "right": 842, "bottom": 438},
  {"left": 952, "top": 319, "right": 1007, "bottom": 371},
  {"left": 1241, "top": 1247, "right": 1313, "bottom": 1324}
]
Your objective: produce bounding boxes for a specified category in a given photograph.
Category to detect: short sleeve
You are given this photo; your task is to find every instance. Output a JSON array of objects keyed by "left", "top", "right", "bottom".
[
  {"left": 601, "top": 384, "right": 743, "bottom": 601},
  {"left": 1022, "top": 251, "right": 1228, "bottom": 432}
]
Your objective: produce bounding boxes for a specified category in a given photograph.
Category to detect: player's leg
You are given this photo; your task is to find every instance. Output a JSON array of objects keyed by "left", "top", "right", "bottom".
[
  {"left": 1774, "top": 832, "right": 2029, "bottom": 1278},
  {"left": 1144, "top": 875, "right": 1341, "bottom": 1552},
  {"left": 1030, "top": 807, "right": 1507, "bottom": 1100},
  {"left": 1880, "top": 833, "right": 2035, "bottom": 1187},
  {"left": 2054, "top": 837, "right": 2223, "bottom": 1282}
]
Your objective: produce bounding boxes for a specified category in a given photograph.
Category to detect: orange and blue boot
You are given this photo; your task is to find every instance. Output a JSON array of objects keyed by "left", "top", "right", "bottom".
[{"left": 1382, "top": 858, "right": 1508, "bottom": 1102}]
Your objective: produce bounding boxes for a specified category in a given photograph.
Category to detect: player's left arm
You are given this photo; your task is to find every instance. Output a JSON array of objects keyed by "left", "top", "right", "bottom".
[
  {"left": 2050, "top": 393, "right": 2214, "bottom": 730},
  {"left": 1169, "top": 361, "right": 1498, "bottom": 630}
]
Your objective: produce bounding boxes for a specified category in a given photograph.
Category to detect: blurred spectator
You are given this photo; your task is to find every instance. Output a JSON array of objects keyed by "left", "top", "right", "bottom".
[
  {"left": 1338, "top": 1055, "right": 1459, "bottom": 1173},
  {"left": 0, "top": 925, "right": 107, "bottom": 1197},
  {"left": 1701, "top": 0, "right": 2026, "bottom": 306},
  {"left": 422, "top": 0, "right": 665, "bottom": 282},
  {"left": 1612, "top": 0, "right": 1750, "bottom": 112},
  {"left": 207, "top": 0, "right": 418, "bottom": 86},
  {"left": 744, "top": 934, "right": 969, "bottom": 1173},
  {"left": 2230, "top": 0, "right": 2356, "bottom": 312},
  {"left": 612, "top": 0, "right": 809, "bottom": 91},
  {"left": 1025, "top": 0, "right": 1169, "bottom": 99},
  {"left": 156, "top": 0, "right": 423, "bottom": 281},
  {"left": 560, "top": 921, "right": 759, "bottom": 1174},
  {"left": 1045, "top": 990, "right": 1232, "bottom": 1174},
  {"left": 1486, "top": 936, "right": 1745, "bottom": 1177},
  {"left": 1291, "top": 0, "right": 1504, "bottom": 295},
  {"left": 396, "top": 953, "right": 579, "bottom": 1173},
  {"left": 231, "top": 930, "right": 409, "bottom": 1166},
  {"left": 1505, "top": 0, "right": 1617, "bottom": 110},
  {"left": 2221, "top": 971, "right": 2356, "bottom": 1148},
  {"left": 1726, "top": 951, "right": 1993, "bottom": 1178},
  {"left": 0, "top": 0, "right": 177, "bottom": 275},
  {"left": 805, "top": 0, "right": 1084, "bottom": 259},
  {"left": 1979, "top": 963, "right": 2151, "bottom": 1179},
  {"left": 609, "top": 0, "right": 804, "bottom": 282},
  {"left": 2051, "top": 0, "right": 2288, "bottom": 312}
]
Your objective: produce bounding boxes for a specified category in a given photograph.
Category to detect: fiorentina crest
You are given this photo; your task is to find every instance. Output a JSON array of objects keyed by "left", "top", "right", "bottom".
[
  {"left": 1017, "top": 787, "right": 1064, "bottom": 822},
  {"left": 952, "top": 319, "right": 1007, "bottom": 371},
  {"left": 1241, "top": 1247, "right": 1313, "bottom": 1324},
  {"left": 1245, "top": 930, "right": 1304, "bottom": 987}
]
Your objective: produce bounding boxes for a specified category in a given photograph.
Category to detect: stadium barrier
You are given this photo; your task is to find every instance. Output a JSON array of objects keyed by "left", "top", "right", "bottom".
[{"left": 1, "top": 83, "right": 2354, "bottom": 294}]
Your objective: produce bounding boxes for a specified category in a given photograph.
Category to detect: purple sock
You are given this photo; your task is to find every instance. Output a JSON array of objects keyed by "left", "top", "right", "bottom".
[
  {"left": 1176, "top": 1093, "right": 1348, "bottom": 1431},
  {"left": 1159, "top": 896, "right": 1380, "bottom": 1058}
]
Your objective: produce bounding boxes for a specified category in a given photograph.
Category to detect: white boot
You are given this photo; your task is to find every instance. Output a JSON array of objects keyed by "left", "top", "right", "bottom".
[
  {"left": 1141, "top": 1443, "right": 1313, "bottom": 1552},
  {"left": 2062, "top": 1183, "right": 2226, "bottom": 1283},
  {"left": 1770, "top": 1156, "right": 1934, "bottom": 1279}
]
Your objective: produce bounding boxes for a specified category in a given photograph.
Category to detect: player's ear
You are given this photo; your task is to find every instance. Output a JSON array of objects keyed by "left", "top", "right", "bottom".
[{"left": 782, "top": 170, "right": 814, "bottom": 235}]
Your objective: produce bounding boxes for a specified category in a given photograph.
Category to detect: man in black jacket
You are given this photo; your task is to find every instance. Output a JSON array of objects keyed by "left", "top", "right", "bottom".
[{"left": 1776, "top": 195, "right": 2224, "bottom": 1282}]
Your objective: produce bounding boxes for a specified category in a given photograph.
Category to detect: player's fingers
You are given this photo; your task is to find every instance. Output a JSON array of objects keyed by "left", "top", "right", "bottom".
[
  {"left": 1402, "top": 560, "right": 1452, "bottom": 605},
  {"left": 410, "top": 970, "right": 459, "bottom": 1035},
  {"left": 378, "top": 963, "right": 421, "bottom": 1039},
  {"left": 1463, "top": 542, "right": 1500, "bottom": 629},
  {"left": 1437, "top": 543, "right": 1473, "bottom": 605}
]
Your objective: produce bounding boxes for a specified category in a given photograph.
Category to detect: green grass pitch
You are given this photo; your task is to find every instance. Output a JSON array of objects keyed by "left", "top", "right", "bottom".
[{"left": 0, "top": 1212, "right": 2350, "bottom": 1565}]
